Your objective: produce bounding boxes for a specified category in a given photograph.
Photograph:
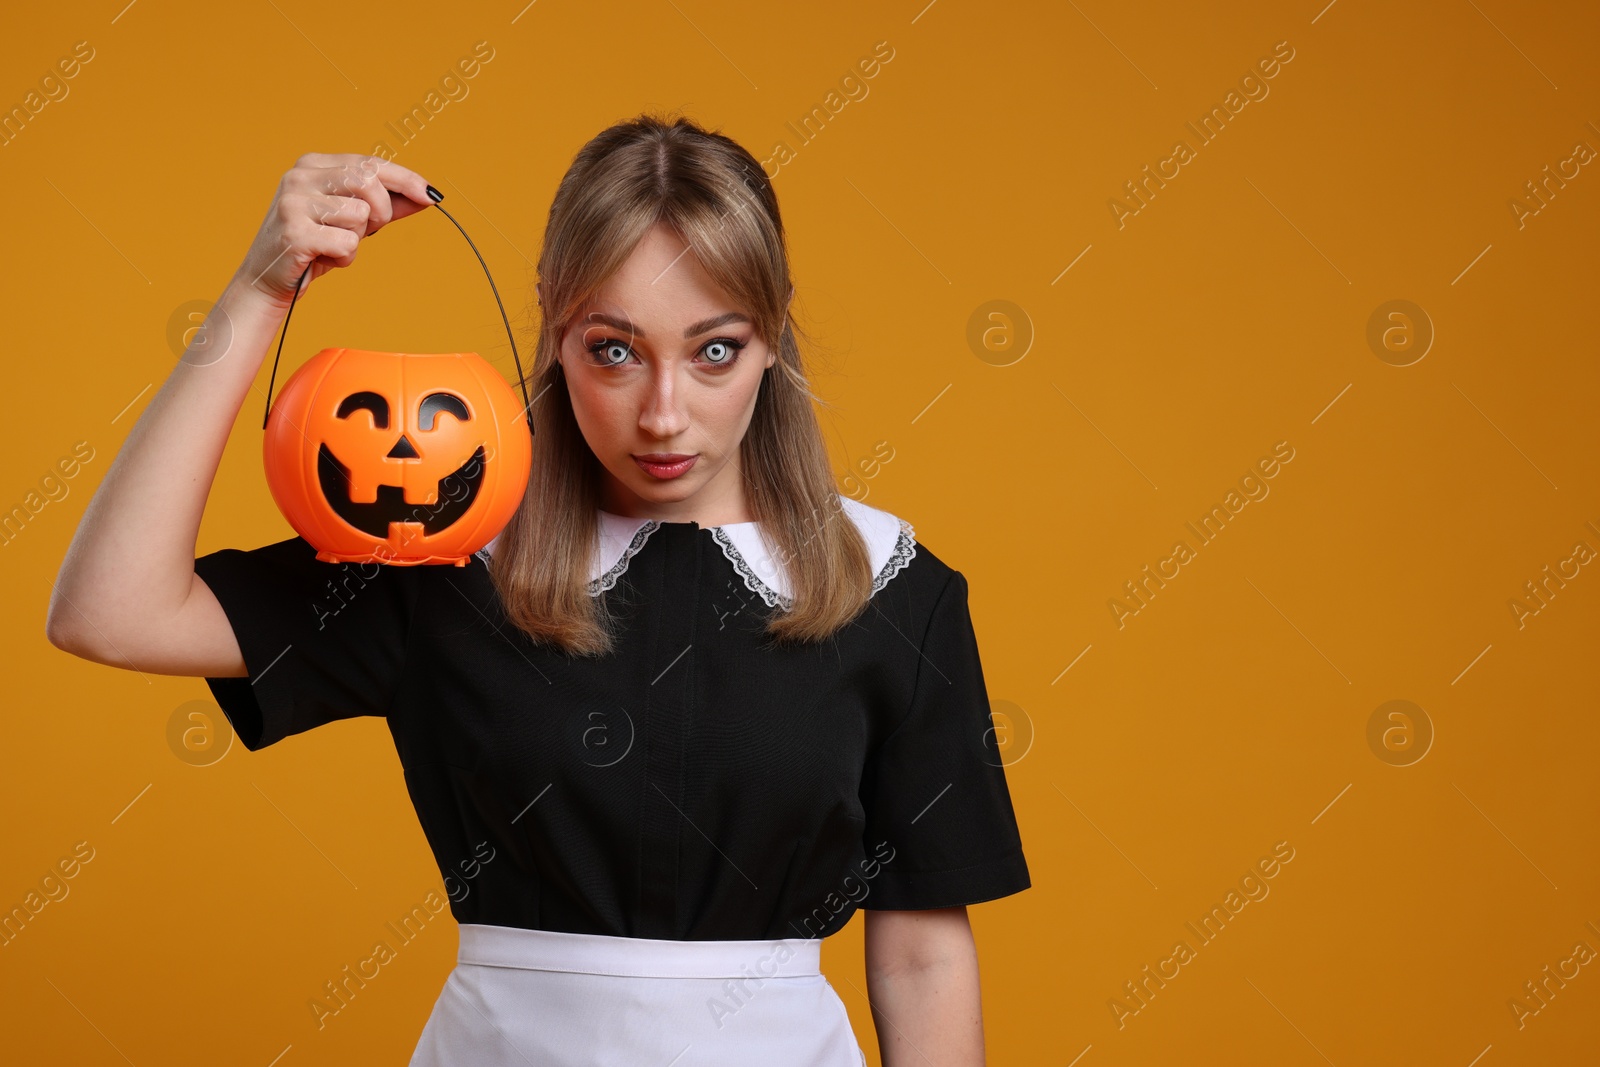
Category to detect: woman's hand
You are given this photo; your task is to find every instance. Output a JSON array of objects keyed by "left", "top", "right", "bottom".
[{"left": 237, "top": 152, "right": 436, "bottom": 308}]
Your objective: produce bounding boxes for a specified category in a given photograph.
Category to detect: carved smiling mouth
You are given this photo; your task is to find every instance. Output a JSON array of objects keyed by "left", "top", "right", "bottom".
[{"left": 316, "top": 443, "right": 486, "bottom": 537}]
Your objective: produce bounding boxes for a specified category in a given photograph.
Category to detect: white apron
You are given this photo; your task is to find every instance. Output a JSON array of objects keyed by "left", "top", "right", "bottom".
[{"left": 409, "top": 923, "right": 868, "bottom": 1066}]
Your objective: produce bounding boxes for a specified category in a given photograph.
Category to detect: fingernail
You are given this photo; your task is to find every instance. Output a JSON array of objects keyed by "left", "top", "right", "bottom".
[{"left": 426, "top": 185, "right": 444, "bottom": 203}]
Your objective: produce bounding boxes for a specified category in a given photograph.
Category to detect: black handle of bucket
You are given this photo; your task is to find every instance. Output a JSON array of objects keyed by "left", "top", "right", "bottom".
[{"left": 261, "top": 187, "right": 533, "bottom": 437}]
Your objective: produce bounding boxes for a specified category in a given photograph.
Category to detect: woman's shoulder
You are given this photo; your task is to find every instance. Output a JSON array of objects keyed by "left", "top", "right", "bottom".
[
  {"left": 833, "top": 495, "right": 924, "bottom": 594},
  {"left": 831, "top": 501, "right": 985, "bottom": 666},
  {"left": 831, "top": 496, "right": 964, "bottom": 603}
]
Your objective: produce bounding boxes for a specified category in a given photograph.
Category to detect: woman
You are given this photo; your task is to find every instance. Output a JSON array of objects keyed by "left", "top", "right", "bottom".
[{"left": 47, "top": 114, "right": 1030, "bottom": 1066}]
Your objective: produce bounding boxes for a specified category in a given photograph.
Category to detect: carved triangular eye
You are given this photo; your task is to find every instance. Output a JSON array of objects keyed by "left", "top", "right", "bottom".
[
  {"left": 419, "top": 392, "right": 471, "bottom": 430},
  {"left": 337, "top": 391, "right": 390, "bottom": 429}
]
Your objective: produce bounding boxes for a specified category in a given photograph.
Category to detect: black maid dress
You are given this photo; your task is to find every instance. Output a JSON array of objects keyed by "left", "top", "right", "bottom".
[{"left": 193, "top": 494, "right": 1032, "bottom": 943}]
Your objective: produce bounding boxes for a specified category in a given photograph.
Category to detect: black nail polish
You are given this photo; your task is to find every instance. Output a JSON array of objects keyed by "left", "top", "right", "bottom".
[{"left": 426, "top": 185, "right": 444, "bottom": 203}]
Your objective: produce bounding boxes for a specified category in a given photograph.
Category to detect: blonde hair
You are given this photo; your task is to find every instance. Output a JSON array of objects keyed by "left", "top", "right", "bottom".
[{"left": 488, "top": 112, "right": 874, "bottom": 655}]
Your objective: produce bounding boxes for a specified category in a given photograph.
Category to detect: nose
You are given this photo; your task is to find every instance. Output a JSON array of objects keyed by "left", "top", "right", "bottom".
[
  {"left": 387, "top": 434, "right": 420, "bottom": 459},
  {"left": 638, "top": 363, "right": 691, "bottom": 440}
]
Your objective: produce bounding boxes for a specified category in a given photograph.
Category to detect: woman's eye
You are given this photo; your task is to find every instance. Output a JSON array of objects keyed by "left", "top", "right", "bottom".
[
  {"left": 588, "top": 340, "right": 634, "bottom": 365},
  {"left": 700, "top": 338, "right": 746, "bottom": 365}
]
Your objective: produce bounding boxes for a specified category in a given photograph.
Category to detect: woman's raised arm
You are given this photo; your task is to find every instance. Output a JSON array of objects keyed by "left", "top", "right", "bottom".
[{"left": 45, "top": 153, "right": 436, "bottom": 678}]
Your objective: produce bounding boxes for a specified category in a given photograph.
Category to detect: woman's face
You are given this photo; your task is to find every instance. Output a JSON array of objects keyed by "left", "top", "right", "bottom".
[{"left": 552, "top": 222, "right": 778, "bottom": 523}]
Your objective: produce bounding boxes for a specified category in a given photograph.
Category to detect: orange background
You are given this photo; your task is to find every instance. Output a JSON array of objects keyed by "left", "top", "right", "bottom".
[{"left": 4, "top": 1, "right": 1598, "bottom": 1064}]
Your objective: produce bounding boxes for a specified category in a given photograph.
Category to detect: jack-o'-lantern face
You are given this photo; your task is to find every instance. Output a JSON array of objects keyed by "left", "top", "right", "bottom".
[
  {"left": 316, "top": 389, "right": 484, "bottom": 537},
  {"left": 264, "top": 348, "right": 531, "bottom": 566}
]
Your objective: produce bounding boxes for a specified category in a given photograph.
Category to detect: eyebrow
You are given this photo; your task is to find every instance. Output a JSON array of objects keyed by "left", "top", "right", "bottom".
[{"left": 579, "top": 310, "right": 751, "bottom": 340}]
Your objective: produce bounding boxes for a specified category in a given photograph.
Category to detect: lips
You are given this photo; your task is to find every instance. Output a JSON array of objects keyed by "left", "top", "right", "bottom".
[{"left": 632, "top": 453, "right": 698, "bottom": 479}]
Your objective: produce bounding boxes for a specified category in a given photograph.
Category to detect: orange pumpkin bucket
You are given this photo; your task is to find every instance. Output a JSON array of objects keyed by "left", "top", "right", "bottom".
[{"left": 260, "top": 192, "right": 532, "bottom": 566}]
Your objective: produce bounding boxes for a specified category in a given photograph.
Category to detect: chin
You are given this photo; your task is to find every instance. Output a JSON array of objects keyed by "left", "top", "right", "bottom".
[{"left": 633, "top": 476, "right": 698, "bottom": 498}]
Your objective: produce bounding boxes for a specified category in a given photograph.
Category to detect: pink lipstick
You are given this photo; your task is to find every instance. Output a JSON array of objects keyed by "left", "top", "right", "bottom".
[{"left": 633, "top": 453, "right": 698, "bottom": 479}]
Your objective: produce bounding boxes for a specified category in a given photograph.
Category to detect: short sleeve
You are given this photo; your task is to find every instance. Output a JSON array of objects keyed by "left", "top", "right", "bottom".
[
  {"left": 193, "top": 536, "right": 418, "bottom": 752},
  {"left": 860, "top": 569, "right": 1031, "bottom": 910}
]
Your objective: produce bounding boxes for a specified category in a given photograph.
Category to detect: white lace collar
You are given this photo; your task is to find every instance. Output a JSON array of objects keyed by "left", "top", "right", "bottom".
[{"left": 475, "top": 496, "right": 917, "bottom": 609}]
